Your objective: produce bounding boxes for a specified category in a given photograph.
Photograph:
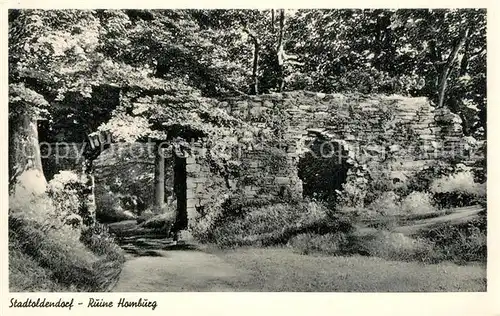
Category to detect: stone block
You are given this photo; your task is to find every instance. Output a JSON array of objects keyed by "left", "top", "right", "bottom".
[
  {"left": 314, "top": 111, "right": 329, "bottom": 119},
  {"left": 275, "top": 177, "right": 291, "bottom": 184},
  {"left": 245, "top": 190, "right": 257, "bottom": 197},
  {"left": 303, "top": 91, "right": 317, "bottom": 97},
  {"left": 194, "top": 177, "right": 207, "bottom": 183},
  {"left": 186, "top": 207, "right": 198, "bottom": 221},
  {"left": 261, "top": 100, "right": 273, "bottom": 108},
  {"left": 186, "top": 163, "right": 200, "bottom": 173},
  {"left": 186, "top": 179, "right": 197, "bottom": 189},
  {"left": 315, "top": 104, "right": 329, "bottom": 111},
  {"left": 199, "top": 199, "right": 212, "bottom": 206},
  {"left": 419, "top": 134, "right": 435, "bottom": 140},
  {"left": 195, "top": 185, "right": 206, "bottom": 193},
  {"left": 235, "top": 100, "right": 248, "bottom": 109},
  {"left": 186, "top": 190, "right": 196, "bottom": 199},
  {"left": 249, "top": 161, "right": 259, "bottom": 168},
  {"left": 186, "top": 198, "right": 197, "bottom": 209}
]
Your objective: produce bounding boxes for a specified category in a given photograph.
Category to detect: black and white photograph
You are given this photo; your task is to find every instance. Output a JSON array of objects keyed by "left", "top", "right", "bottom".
[{"left": 7, "top": 8, "right": 488, "bottom": 293}]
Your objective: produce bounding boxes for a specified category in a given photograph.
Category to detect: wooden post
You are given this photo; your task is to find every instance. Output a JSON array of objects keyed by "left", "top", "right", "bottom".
[{"left": 154, "top": 143, "right": 165, "bottom": 213}]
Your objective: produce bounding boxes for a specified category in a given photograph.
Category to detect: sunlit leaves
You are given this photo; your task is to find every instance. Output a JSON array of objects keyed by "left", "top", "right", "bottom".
[
  {"left": 9, "top": 83, "right": 50, "bottom": 118},
  {"left": 9, "top": 8, "right": 486, "bottom": 143}
]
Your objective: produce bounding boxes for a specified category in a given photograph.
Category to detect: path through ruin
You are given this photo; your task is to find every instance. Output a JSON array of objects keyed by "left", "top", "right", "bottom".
[
  {"left": 112, "top": 249, "right": 249, "bottom": 292},
  {"left": 110, "top": 204, "right": 485, "bottom": 292}
]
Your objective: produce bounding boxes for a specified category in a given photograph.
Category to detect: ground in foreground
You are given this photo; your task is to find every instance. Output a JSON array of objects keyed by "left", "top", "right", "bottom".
[{"left": 112, "top": 247, "right": 486, "bottom": 292}]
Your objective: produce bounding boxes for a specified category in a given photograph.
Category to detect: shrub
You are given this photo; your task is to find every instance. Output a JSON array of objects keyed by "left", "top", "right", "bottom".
[
  {"left": 400, "top": 191, "right": 436, "bottom": 214},
  {"left": 136, "top": 209, "right": 155, "bottom": 224},
  {"left": 97, "top": 189, "right": 121, "bottom": 212},
  {"left": 367, "top": 191, "right": 401, "bottom": 216},
  {"left": 288, "top": 232, "right": 350, "bottom": 256},
  {"left": 137, "top": 202, "right": 175, "bottom": 225},
  {"left": 359, "top": 231, "right": 436, "bottom": 262},
  {"left": 201, "top": 200, "right": 354, "bottom": 248},
  {"left": 140, "top": 212, "right": 176, "bottom": 232},
  {"left": 9, "top": 193, "right": 125, "bottom": 291},
  {"left": 47, "top": 171, "right": 93, "bottom": 226},
  {"left": 418, "top": 215, "right": 486, "bottom": 264},
  {"left": 407, "top": 161, "right": 455, "bottom": 192},
  {"left": 222, "top": 195, "right": 287, "bottom": 215},
  {"left": 350, "top": 215, "right": 487, "bottom": 264},
  {"left": 367, "top": 190, "right": 437, "bottom": 216},
  {"left": 97, "top": 209, "right": 136, "bottom": 223},
  {"left": 80, "top": 223, "right": 125, "bottom": 263},
  {"left": 9, "top": 238, "right": 75, "bottom": 292},
  {"left": 430, "top": 171, "right": 486, "bottom": 208},
  {"left": 9, "top": 213, "right": 99, "bottom": 291},
  {"left": 96, "top": 190, "right": 137, "bottom": 223},
  {"left": 430, "top": 171, "right": 485, "bottom": 195},
  {"left": 337, "top": 177, "right": 369, "bottom": 208},
  {"left": 190, "top": 194, "right": 232, "bottom": 242}
]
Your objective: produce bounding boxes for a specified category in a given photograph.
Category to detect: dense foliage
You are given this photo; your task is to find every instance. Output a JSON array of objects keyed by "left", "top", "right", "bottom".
[
  {"left": 8, "top": 10, "right": 487, "bottom": 288},
  {"left": 9, "top": 193, "right": 125, "bottom": 291},
  {"left": 9, "top": 9, "right": 486, "bottom": 144}
]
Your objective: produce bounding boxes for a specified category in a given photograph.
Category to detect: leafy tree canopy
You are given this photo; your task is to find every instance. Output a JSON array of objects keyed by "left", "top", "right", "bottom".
[{"left": 9, "top": 9, "right": 486, "bottom": 141}]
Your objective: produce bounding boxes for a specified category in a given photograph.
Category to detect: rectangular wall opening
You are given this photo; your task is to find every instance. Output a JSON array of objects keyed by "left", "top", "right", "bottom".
[{"left": 173, "top": 154, "right": 187, "bottom": 231}]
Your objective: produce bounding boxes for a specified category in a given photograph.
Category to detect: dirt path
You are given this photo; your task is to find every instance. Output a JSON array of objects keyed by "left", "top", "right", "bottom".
[
  {"left": 356, "top": 205, "right": 484, "bottom": 236},
  {"left": 110, "top": 205, "right": 485, "bottom": 292},
  {"left": 112, "top": 247, "right": 485, "bottom": 292},
  {"left": 394, "top": 205, "right": 483, "bottom": 235},
  {"left": 112, "top": 249, "right": 250, "bottom": 292}
]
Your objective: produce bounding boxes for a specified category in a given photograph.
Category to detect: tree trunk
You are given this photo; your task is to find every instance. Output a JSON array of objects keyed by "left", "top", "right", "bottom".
[
  {"left": 276, "top": 9, "right": 286, "bottom": 92},
  {"left": 9, "top": 109, "right": 47, "bottom": 197},
  {"left": 244, "top": 28, "right": 260, "bottom": 95},
  {"left": 82, "top": 164, "right": 96, "bottom": 226},
  {"left": 436, "top": 67, "right": 451, "bottom": 109},
  {"left": 154, "top": 143, "right": 165, "bottom": 212},
  {"left": 436, "top": 28, "right": 469, "bottom": 108},
  {"left": 271, "top": 9, "right": 275, "bottom": 33},
  {"left": 251, "top": 40, "right": 260, "bottom": 95},
  {"left": 460, "top": 35, "right": 471, "bottom": 76}
]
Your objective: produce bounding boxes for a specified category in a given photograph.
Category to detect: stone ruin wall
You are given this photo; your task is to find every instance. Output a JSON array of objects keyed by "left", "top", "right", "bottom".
[
  {"left": 185, "top": 91, "right": 474, "bottom": 226},
  {"left": 39, "top": 91, "right": 478, "bottom": 227},
  {"left": 184, "top": 141, "right": 304, "bottom": 223}
]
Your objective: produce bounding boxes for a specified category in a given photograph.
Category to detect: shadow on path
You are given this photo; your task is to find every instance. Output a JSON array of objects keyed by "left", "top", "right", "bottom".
[{"left": 112, "top": 246, "right": 250, "bottom": 292}]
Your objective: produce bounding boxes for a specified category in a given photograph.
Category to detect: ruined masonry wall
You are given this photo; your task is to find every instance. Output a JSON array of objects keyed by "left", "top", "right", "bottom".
[
  {"left": 185, "top": 91, "right": 469, "bottom": 226},
  {"left": 40, "top": 91, "right": 472, "bottom": 229}
]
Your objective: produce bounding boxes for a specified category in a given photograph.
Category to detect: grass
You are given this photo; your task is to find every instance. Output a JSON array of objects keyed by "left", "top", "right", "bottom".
[
  {"left": 114, "top": 245, "right": 486, "bottom": 292},
  {"left": 196, "top": 200, "right": 353, "bottom": 248},
  {"left": 9, "top": 238, "right": 77, "bottom": 292},
  {"left": 208, "top": 247, "right": 486, "bottom": 292},
  {"left": 9, "top": 194, "right": 126, "bottom": 292},
  {"left": 194, "top": 197, "right": 485, "bottom": 267},
  {"left": 9, "top": 215, "right": 100, "bottom": 291}
]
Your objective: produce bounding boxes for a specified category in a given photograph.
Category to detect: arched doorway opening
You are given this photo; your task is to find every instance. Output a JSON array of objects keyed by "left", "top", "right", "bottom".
[{"left": 297, "top": 132, "right": 352, "bottom": 209}]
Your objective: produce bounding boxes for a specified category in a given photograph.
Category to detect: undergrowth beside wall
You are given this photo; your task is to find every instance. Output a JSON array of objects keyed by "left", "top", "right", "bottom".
[
  {"left": 192, "top": 190, "right": 486, "bottom": 265},
  {"left": 9, "top": 192, "right": 125, "bottom": 292},
  {"left": 192, "top": 197, "right": 354, "bottom": 248}
]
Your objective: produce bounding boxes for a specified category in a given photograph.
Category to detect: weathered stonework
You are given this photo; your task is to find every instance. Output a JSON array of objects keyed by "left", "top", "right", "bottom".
[
  {"left": 182, "top": 91, "right": 481, "bottom": 227},
  {"left": 40, "top": 91, "right": 483, "bottom": 231}
]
